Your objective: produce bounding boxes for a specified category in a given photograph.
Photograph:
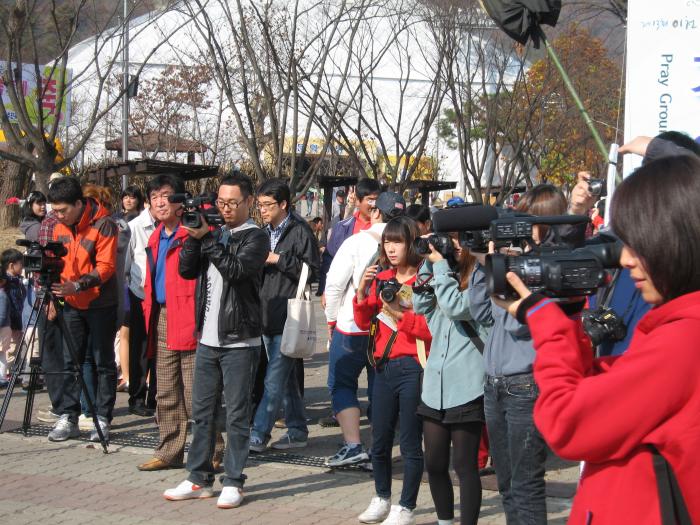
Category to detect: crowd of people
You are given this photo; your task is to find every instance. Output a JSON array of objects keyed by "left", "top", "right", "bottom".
[{"left": 1, "top": 130, "right": 698, "bottom": 524}]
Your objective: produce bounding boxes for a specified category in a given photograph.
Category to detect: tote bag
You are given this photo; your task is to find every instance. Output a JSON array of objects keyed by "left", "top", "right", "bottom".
[{"left": 280, "top": 263, "right": 317, "bottom": 359}]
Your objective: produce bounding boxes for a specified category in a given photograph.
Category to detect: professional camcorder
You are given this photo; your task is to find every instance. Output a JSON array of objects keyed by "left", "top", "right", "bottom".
[
  {"left": 16, "top": 239, "right": 66, "bottom": 284},
  {"left": 431, "top": 204, "right": 622, "bottom": 298},
  {"left": 168, "top": 193, "right": 225, "bottom": 229}
]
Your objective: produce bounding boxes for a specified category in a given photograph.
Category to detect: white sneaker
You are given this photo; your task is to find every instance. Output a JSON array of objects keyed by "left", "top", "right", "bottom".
[
  {"left": 89, "top": 416, "right": 110, "bottom": 443},
  {"left": 78, "top": 414, "right": 93, "bottom": 431},
  {"left": 380, "top": 505, "right": 415, "bottom": 525},
  {"left": 217, "top": 486, "right": 244, "bottom": 509},
  {"left": 358, "top": 496, "right": 391, "bottom": 523},
  {"left": 163, "top": 480, "right": 214, "bottom": 501}
]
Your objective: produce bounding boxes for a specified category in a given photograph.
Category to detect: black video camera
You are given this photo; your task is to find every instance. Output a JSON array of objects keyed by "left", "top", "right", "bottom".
[
  {"left": 16, "top": 239, "right": 66, "bottom": 284},
  {"left": 581, "top": 306, "right": 627, "bottom": 346},
  {"left": 413, "top": 233, "right": 454, "bottom": 260},
  {"left": 486, "top": 230, "right": 622, "bottom": 299},
  {"left": 168, "top": 193, "right": 225, "bottom": 229}
]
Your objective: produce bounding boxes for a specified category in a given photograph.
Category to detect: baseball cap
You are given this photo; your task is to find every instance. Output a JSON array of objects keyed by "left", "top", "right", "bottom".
[{"left": 375, "top": 191, "right": 406, "bottom": 218}]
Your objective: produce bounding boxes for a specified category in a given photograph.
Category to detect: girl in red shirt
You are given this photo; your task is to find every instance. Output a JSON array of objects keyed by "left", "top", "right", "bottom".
[{"left": 353, "top": 216, "right": 431, "bottom": 525}]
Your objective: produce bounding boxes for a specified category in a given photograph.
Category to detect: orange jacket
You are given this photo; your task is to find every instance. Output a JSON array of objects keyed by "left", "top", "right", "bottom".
[{"left": 53, "top": 198, "right": 118, "bottom": 310}]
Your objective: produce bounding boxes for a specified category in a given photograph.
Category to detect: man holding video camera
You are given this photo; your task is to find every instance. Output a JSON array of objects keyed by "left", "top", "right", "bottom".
[
  {"left": 46, "top": 177, "right": 118, "bottom": 442},
  {"left": 163, "top": 173, "right": 269, "bottom": 509}
]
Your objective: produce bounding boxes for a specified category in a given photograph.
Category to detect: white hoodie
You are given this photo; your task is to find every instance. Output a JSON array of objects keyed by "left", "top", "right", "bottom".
[{"left": 324, "top": 223, "right": 386, "bottom": 334}]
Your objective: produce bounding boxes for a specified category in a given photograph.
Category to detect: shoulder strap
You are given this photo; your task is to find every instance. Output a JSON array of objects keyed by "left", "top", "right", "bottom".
[
  {"left": 295, "top": 263, "right": 310, "bottom": 300},
  {"left": 459, "top": 320, "right": 485, "bottom": 354},
  {"left": 648, "top": 445, "right": 692, "bottom": 525}
]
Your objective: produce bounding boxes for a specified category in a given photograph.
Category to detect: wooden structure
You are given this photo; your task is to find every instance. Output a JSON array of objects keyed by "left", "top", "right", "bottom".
[
  {"left": 105, "top": 132, "right": 208, "bottom": 164},
  {"left": 405, "top": 179, "right": 457, "bottom": 206},
  {"left": 87, "top": 158, "right": 218, "bottom": 185}
]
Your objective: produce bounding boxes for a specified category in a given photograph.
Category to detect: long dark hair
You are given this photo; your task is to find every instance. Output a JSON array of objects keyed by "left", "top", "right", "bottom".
[
  {"left": 612, "top": 155, "right": 700, "bottom": 302},
  {"left": 380, "top": 216, "right": 422, "bottom": 269}
]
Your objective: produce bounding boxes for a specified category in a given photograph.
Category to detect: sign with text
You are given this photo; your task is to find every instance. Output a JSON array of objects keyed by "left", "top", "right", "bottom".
[
  {"left": 624, "top": 1, "right": 700, "bottom": 175},
  {"left": 0, "top": 62, "right": 72, "bottom": 128}
]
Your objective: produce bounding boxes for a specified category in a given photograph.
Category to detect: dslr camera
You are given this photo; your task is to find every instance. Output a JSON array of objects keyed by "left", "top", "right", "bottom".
[
  {"left": 581, "top": 306, "right": 627, "bottom": 346},
  {"left": 413, "top": 234, "right": 454, "bottom": 260},
  {"left": 379, "top": 278, "right": 402, "bottom": 303},
  {"left": 16, "top": 239, "right": 66, "bottom": 285},
  {"left": 168, "top": 193, "right": 225, "bottom": 229}
]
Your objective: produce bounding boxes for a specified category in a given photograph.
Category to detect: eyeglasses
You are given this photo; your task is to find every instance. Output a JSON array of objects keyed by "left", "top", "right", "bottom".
[
  {"left": 215, "top": 199, "right": 242, "bottom": 210},
  {"left": 256, "top": 200, "right": 279, "bottom": 210}
]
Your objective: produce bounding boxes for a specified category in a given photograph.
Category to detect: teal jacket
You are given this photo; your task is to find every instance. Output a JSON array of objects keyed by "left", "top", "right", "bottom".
[{"left": 413, "top": 259, "right": 485, "bottom": 410}]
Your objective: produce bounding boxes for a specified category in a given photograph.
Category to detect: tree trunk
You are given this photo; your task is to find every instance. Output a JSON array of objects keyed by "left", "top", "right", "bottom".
[{"left": 0, "top": 158, "right": 30, "bottom": 228}]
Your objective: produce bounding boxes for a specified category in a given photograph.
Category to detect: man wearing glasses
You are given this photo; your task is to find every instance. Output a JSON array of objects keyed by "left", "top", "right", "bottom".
[
  {"left": 249, "top": 179, "right": 320, "bottom": 452},
  {"left": 164, "top": 172, "right": 269, "bottom": 509}
]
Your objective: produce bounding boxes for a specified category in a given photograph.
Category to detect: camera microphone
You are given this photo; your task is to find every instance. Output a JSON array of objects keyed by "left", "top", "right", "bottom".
[{"left": 432, "top": 205, "right": 500, "bottom": 232}]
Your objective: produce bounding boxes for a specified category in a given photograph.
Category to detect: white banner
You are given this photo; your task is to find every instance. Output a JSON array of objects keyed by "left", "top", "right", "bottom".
[{"left": 623, "top": 1, "right": 700, "bottom": 176}]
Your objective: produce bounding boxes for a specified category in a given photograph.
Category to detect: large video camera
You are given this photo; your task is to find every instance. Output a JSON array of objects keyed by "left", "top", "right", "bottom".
[
  {"left": 431, "top": 204, "right": 621, "bottom": 298},
  {"left": 16, "top": 239, "right": 66, "bottom": 284},
  {"left": 168, "top": 193, "right": 225, "bottom": 229}
]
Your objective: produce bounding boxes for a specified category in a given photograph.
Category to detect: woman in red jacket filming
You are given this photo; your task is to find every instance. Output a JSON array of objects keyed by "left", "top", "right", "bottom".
[
  {"left": 353, "top": 215, "right": 431, "bottom": 525},
  {"left": 497, "top": 154, "right": 700, "bottom": 524}
]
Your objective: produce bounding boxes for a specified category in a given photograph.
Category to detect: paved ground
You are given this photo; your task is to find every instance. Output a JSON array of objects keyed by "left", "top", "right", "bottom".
[{"left": 0, "top": 296, "right": 578, "bottom": 524}]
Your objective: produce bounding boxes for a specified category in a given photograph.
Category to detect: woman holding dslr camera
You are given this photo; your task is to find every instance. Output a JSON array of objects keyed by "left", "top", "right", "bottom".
[
  {"left": 412, "top": 234, "right": 486, "bottom": 525},
  {"left": 496, "top": 155, "right": 700, "bottom": 524},
  {"left": 353, "top": 215, "right": 431, "bottom": 525}
]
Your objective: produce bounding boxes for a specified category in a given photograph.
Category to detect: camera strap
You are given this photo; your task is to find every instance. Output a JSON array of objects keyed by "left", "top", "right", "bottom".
[
  {"left": 366, "top": 276, "right": 398, "bottom": 369},
  {"left": 459, "top": 320, "right": 485, "bottom": 354},
  {"left": 648, "top": 445, "right": 691, "bottom": 525}
]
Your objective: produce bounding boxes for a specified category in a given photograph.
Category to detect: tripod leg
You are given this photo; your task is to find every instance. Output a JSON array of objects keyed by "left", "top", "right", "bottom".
[
  {"left": 52, "top": 301, "right": 109, "bottom": 454},
  {"left": 0, "top": 293, "right": 46, "bottom": 433},
  {"left": 22, "top": 365, "right": 41, "bottom": 435}
]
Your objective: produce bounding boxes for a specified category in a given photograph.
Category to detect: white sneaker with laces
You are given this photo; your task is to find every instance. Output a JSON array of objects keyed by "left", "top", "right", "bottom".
[
  {"left": 217, "top": 486, "right": 244, "bottom": 509},
  {"left": 380, "top": 505, "right": 415, "bottom": 525},
  {"left": 358, "top": 496, "right": 391, "bottom": 523},
  {"left": 163, "top": 480, "right": 214, "bottom": 501}
]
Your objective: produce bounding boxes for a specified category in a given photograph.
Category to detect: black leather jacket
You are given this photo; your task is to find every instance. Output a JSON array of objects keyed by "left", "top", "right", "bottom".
[
  {"left": 260, "top": 212, "right": 320, "bottom": 335},
  {"left": 179, "top": 223, "right": 270, "bottom": 346}
]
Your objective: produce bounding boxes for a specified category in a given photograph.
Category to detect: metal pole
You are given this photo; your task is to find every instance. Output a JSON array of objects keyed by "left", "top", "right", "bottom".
[{"left": 121, "top": 0, "right": 129, "bottom": 190}]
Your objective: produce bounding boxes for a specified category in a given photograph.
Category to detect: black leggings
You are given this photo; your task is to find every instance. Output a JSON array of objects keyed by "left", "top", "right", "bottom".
[{"left": 423, "top": 418, "right": 482, "bottom": 524}]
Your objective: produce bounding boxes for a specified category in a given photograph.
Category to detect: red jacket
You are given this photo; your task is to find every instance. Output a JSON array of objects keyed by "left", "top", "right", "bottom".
[
  {"left": 53, "top": 198, "right": 117, "bottom": 310},
  {"left": 353, "top": 269, "right": 431, "bottom": 363},
  {"left": 525, "top": 292, "right": 700, "bottom": 524},
  {"left": 143, "top": 224, "right": 197, "bottom": 356}
]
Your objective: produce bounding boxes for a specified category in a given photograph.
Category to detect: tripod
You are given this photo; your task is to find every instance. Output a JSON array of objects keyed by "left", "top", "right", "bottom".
[{"left": 0, "top": 277, "right": 109, "bottom": 453}]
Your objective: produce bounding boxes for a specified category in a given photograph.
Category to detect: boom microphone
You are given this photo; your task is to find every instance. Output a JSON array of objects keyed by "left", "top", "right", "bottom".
[{"left": 432, "top": 205, "right": 500, "bottom": 232}]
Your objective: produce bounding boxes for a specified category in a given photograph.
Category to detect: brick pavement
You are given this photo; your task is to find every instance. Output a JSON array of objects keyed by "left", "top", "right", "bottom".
[{"left": 0, "top": 296, "right": 577, "bottom": 524}]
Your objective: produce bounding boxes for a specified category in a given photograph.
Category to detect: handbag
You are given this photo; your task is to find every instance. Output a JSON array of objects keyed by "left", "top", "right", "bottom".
[{"left": 280, "top": 262, "right": 317, "bottom": 359}]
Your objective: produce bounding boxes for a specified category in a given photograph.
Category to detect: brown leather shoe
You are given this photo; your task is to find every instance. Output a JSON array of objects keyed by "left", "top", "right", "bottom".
[{"left": 137, "top": 457, "right": 183, "bottom": 471}]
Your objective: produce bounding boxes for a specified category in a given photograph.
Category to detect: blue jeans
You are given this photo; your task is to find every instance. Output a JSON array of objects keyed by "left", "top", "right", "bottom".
[
  {"left": 187, "top": 343, "right": 260, "bottom": 488},
  {"left": 484, "top": 373, "right": 547, "bottom": 525},
  {"left": 251, "top": 334, "right": 308, "bottom": 442},
  {"left": 327, "top": 330, "right": 374, "bottom": 415},
  {"left": 371, "top": 357, "right": 423, "bottom": 510}
]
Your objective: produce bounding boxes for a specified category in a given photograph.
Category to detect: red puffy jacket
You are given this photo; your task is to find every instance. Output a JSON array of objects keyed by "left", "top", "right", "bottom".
[
  {"left": 525, "top": 292, "right": 700, "bottom": 524},
  {"left": 142, "top": 224, "right": 197, "bottom": 357}
]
